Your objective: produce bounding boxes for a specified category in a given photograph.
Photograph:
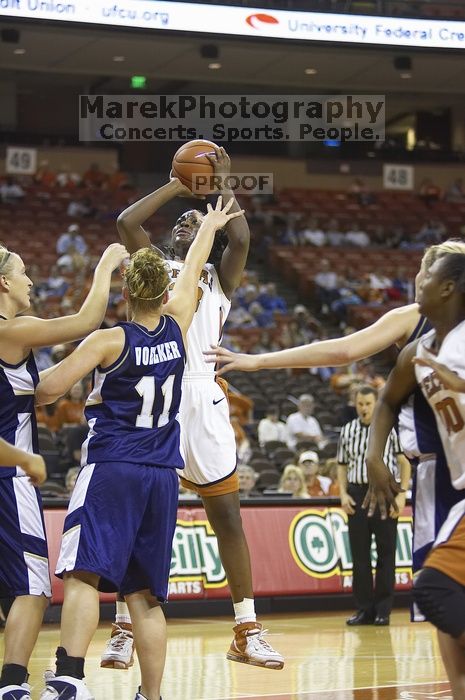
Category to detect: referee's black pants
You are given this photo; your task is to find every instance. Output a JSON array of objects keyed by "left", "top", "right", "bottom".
[{"left": 347, "top": 483, "right": 398, "bottom": 618}]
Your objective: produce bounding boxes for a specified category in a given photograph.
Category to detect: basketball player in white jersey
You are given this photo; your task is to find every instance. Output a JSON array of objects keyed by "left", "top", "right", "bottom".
[
  {"left": 206, "top": 239, "right": 465, "bottom": 614},
  {"left": 0, "top": 242, "right": 127, "bottom": 700},
  {"left": 364, "top": 252, "right": 465, "bottom": 699},
  {"left": 101, "top": 146, "right": 284, "bottom": 671}
]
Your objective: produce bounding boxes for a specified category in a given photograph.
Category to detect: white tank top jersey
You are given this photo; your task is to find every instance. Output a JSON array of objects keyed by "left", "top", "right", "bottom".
[
  {"left": 167, "top": 261, "right": 231, "bottom": 376},
  {"left": 415, "top": 320, "right": 465, "bottom": 490}
]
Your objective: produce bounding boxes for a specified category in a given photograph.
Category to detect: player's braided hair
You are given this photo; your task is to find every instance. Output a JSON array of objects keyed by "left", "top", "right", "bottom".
[
  {"left": 125, "top": 247, "right": 170, "bottom": 314},
  {"left": 0, "top": 244, "right": 13, "bottom": 274},
  {"left": 422, "top": 238, "right": 465, "bottom": 271}
]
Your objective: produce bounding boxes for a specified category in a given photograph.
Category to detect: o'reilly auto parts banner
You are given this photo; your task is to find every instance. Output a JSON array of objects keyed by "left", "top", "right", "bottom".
[
  {"left": 1, "top": 1, "right": 465, "bottom": 50},
  {"left": 44, "top": 505, "right": 413, "bottom": 604}
]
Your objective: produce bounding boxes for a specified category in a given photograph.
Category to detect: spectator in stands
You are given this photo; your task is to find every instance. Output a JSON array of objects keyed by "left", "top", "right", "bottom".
[
  {"left": 41, "top": 264, "right": 69, "bottom": 299},
  {"left": 299, "top": 218, "right": 326, "bottom": 247},
  {"left": 415, "top": 219, "right": 446, "bottom": 245},
  {"left": 357, "top": 360, "right": 385, "bottom": 392},
  {"left": 349, "top": 178, "right": 376, "bottom": 206},
  {"left": 330, "top": 284, "right": 363, "bottom": 326},
  {"left": 368, "top": 268, "right": 392, "bottom": 295},
  {"left": 226, "top": 297, "right": 256, "bottom": 329},
  {"left": 56, "top": 223, "right": 88, "bottom": 256},
  {"left": 418, "top": 177, "right": 441, "bottom": 207},
  {"left": 231, "top": 416, "right": 252, "bottom": 465},
  {"left": 239, "top": 284, "right": 259, "bottom": 310},
  {"left": 257, "top": 283, "right": 287, "bottom": 314},
  {"left": 292, "top": 304, "right": 321, "bottom": 339},
  {"left": 56, "top": 165, "right": 81, "bottom": 188},
  {"left": 389, "top": 266, "right": 410, "bottom": 300},
  {"left": 107, "top": 165, "right": 130, "bottom": 190},
  {"left": 298, "top": 450, "right": 331, "bottom": 496},
  {"left": 258, "top": 405, "right": 287, "bottom": 447},
  {"left": 314, "top": 259, "right": 340, "bottom": 315},
  {"left": 279, "top": 320, "right": 310, "bottom": 349},
  {"left": 326, "top": 219, "right": 345, "bottom": 247},
  {"left": 325, "top": 458, "right": 340, "bottom": 497},
  {"left": 248, "top": 301, "right": 274, "bottom": 328},
  {"left": 444, "top": 177, "right": 465, "bottom": 202},
  {"left": 57, "top": 245, "right": 88, "bottom": 274},
  {"left": 83, "top": 162, "right": 108, "bottom": 188},
  {"left": 387, "top": 224, "right": 405, "bottom": 248},
  {"left": 238, "top": 465, "right": 260, "bottom": 499},
  {"left": 286, "top": 394, "right": 324, "bottom": 450},
  {"left": 346, "top": 222, "right": 370, "bottom": 248},
  {"left": 249, "top": 330, "right": 281, "bottom": 354},
  {"left": 67, "top": 196, "right": 96, "bottom": 219},
  {"left": 52, "top": 381, "right": 87, "bottom": 431},
  {"left": 34, "top": 160, "right": 56, "bottom": 187},
  {"left": 278, "top": 464, "right": 309, "bottom": 498},
  {"left": 0, "top": 177, "right": 25, "bottom": 204}
]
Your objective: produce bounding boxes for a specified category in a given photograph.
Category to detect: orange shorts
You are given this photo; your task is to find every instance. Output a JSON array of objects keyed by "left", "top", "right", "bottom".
[
  {"left": 180, "top": 470, "right": 239, "bottom": 497},
  {"left": 425, "top": 499, "right": 465, "bottom": 587}
]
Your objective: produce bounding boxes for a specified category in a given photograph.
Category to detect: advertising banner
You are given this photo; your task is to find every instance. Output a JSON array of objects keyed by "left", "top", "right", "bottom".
[
  {"left": 1, "top": 2, "right": 465, "bottom": 50},
  {"left": 44, "top": 505, "right": 413, "bottom": 604}
]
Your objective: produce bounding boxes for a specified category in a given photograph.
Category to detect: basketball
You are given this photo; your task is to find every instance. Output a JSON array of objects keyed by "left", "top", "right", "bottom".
[{"left": 172, "top": 139, "right": 218, "bottom": 195}]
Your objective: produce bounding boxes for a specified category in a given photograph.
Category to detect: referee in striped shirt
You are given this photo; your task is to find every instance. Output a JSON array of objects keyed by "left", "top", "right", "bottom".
[{"left": 337, "top": 385, "right": 410, "bottom": 626}]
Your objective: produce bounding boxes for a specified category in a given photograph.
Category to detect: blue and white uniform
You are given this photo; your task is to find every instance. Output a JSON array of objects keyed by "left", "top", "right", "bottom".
[
  {"left": 0, "top": 349, "right": 51, "bottom": 597},
  {"left": 56, "top": 316, "right": 185, "bottom": 600}
]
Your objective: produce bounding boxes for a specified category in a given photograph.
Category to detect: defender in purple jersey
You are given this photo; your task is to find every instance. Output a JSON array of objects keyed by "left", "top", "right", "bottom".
[
  {"left": 0, "top": 241, "right": 127, "bottom": 700},
  {"left": 36, "top": 197, "right": 243, "bottom": 700}
]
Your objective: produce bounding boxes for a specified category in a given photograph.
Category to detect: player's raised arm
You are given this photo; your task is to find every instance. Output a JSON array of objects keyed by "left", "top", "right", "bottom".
[
  {"left": 206, "top": 147, "right": 250, "bottom": 299},
  {"left": 117, "top": 178, "right": 203, "bottom": 254},
  {"left": 205, "top": 304, "right": 420, "bottom": 375},
  {"left": 1, "top": 243, "right": 128, "bottom": 350},
  {"left": 165, "top": 196, "right": 244, "bottom": 336},
  {"left": 363, "top": 341, "right": 418, "bottom": 519},
  {"left": 36, "top": 327, "right": 123, "bottom": 405}
]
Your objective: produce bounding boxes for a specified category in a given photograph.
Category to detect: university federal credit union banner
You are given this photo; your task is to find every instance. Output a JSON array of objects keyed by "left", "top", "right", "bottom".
[{"left": 44, "top": 505, "right": 413, "bottom": 603}]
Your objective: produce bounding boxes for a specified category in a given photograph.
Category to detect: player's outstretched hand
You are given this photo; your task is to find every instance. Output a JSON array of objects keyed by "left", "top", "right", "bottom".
[
  {"left": 363, "top": 456, "right": 402, "bottom": 519},
  {"left": 96, "top": 243, "right": 130, "bottom": 273},
  {"left": 204, "top": 345, "right": 259, "bottom": 376},
  {"left": 205, "top": 146, "right": 231, "bottom": 180},
  {"left": 203, "top": 196, "right": 244, "bottom": 230},
  {"left": 413, "top": 356, "right": 465, "bottom": 393},
  {"left": 169, "top": 173, "right": 205, "bottom": 200},
  {"left": 21, "top": 453, "right": 47, "bottom": 486}
]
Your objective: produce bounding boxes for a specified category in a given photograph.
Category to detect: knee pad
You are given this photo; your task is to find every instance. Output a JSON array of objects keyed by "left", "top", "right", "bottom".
[{"left": 413, "top": 567, "right": 465, "bottom": 638}]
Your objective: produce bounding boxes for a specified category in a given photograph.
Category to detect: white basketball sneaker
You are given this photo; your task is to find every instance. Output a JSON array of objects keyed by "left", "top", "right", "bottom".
[
  {"left": 134, "top": 692, "right": 162, "bottom": 700},
  {"left": 227, "top": 622, "right": 284, "bottom": 670},
  {"left": 39, "top": 675, "right": 94, "bottom": 700},
  {"left": 0, "top": 684, "right": 31, "bottom": 700},
  {"left": 100, "top": 622, "right": 134, "bottom": 669}
]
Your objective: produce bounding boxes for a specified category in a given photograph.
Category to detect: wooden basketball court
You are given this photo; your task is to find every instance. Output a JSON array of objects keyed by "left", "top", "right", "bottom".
[{"left": 5, "top": 610, "right": 450, "bottom": 700}]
